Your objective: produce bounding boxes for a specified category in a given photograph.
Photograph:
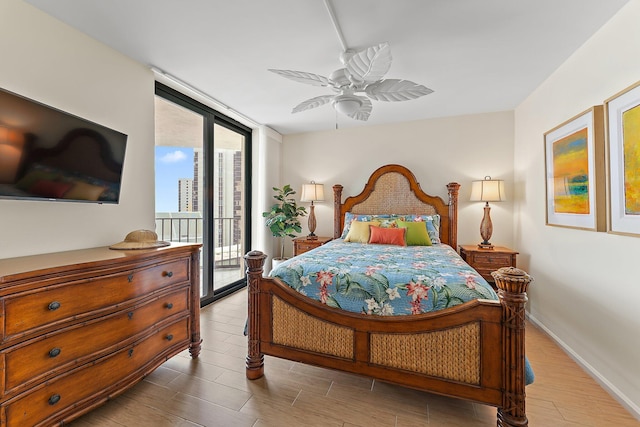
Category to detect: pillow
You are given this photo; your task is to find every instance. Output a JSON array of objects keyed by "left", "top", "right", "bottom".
[
  {"left": 368, "top": 226, "right": 406, "bottom": 246},
  {"left": 396, "top": 220, "right": 432, "bottom": 246},
  {"left": 425, "top": 216, "right": 441, "bottom": 244},
  {"left": 63, "top": 181, "right": 107, "bottom": 201},
  {"left": 341, "top": 212, "right": 441, "bottom": 243},
  {"left": 341, "top": 213, "right": 385, "bottom": 238},
  {"left": 344, "top": 221, "right": 380, "bottom": 243},
  {"left": 395, "top": 214, "right": 441, "bottom": 244},
  {"left": 29, "top": 179, "right": 73, "bottom": 198}
]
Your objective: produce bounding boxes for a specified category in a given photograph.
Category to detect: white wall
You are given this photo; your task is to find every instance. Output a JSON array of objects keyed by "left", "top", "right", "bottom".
[
  {"left": 252, "top": 126, "right": 283, "bottom": 270},
  {"left": 0, "top": 0, "right": 155, "bottom": 258},
  {"left": 514, "top": 0, "right": 640, "bottom": 416},
  {"left": 281, "top": 111, "right": 515, "bottom": 258}
]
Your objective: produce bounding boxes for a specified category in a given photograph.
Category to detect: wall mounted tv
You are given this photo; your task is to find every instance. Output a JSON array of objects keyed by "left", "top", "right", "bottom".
[{"left": 0, "top": 87, "right": 127, "bottom": 204}]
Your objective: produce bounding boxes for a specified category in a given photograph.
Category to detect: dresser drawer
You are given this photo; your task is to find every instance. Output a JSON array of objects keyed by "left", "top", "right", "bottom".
[
  {"left": 3, "top": 318, "right": 189, "bottom": 427},
  {"left": 2, "top": 287, "right": 188, "bottom": 396},
  {"left": 3, "top": 258, "right": 189, "bottom": 340}
]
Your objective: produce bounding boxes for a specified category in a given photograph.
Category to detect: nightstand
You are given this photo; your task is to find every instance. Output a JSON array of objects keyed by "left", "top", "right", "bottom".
[
  {"left": 293, "top": 236, "right": 332, "bottom": 256},
  {"left": 459, "top": 245, "right": 518, "bottom": 284}
]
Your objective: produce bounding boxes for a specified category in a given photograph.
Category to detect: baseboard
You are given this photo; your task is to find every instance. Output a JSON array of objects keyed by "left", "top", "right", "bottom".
[{"left": 527, "top": 313, "right": 640, "bottom": 421}]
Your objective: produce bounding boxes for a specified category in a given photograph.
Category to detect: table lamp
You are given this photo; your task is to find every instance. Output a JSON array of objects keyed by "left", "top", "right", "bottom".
[
  {"left": 300, "top": 181, "right": 325, "bottom": 239},
  {"left": 470, "top": 176, "right": 505, "bottom": 249}
]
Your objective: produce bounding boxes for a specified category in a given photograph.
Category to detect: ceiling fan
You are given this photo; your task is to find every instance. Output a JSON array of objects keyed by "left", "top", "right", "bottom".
[{"left": 269, "top": 42, "right": 434, "bottom": 121}]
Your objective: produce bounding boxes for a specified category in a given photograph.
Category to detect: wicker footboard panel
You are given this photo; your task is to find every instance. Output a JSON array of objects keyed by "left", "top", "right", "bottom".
[
  {"left": 271, "top": 296, "right": 355, "bottom": 359},
  {"left": 259, "top": 287, "right": 503, "bottom": 407},
  {"left": 369, "top": 323, "right": 481, "bottom": 385}
]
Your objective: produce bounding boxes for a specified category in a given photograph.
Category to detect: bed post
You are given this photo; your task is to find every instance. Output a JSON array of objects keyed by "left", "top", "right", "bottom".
[
  {"left": 446, "top": 182, "right": 460, "bottom": 249},
  {"left": 333, "top": 184, "right": 344, "bottom": 239},
  {"left": 492, "top": 267, "right": 532, "bottom": 427},
  {"left": 244, "top": 250, "right": 267, "bottom": 380}
]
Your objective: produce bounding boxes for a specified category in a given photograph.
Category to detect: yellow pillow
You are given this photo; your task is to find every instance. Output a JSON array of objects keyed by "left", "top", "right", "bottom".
[{"left": 344, "top": 221, "right": 380, "bottom": 243}]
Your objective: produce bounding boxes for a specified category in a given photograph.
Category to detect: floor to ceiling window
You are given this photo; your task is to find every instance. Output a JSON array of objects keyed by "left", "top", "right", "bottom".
[{"left": 154, "top": 83, "right": 251, "bottom": 306}]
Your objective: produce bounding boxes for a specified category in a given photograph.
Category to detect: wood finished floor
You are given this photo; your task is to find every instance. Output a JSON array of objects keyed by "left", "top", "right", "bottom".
[{"left": 71, "top": 290, "right": 639, "bottom": 427}]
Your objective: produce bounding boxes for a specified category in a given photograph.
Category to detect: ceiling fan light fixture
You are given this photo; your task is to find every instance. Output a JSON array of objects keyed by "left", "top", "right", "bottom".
[{"left": 332, "top": 95, "right": 362, "bottom": 116}]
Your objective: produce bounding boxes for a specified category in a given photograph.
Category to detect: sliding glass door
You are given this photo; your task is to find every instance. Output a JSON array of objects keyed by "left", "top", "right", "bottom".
[{"left": 154, "top": 83, "right": 251, "bottom": 305}]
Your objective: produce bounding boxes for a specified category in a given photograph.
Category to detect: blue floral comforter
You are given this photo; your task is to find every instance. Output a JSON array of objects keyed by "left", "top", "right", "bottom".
[{"left": 270, "top": 239, "right": 498, "bottom": 316}]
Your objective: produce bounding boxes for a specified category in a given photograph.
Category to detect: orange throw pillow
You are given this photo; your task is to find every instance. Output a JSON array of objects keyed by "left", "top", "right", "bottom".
[{"left": 368, "top": 225, "right": 406, "bottom": 246}]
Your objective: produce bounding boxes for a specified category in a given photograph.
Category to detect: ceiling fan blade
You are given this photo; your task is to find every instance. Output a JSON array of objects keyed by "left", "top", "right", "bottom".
[
  {"left": 365, "top": 79, "right": 434, "bottom": 102},
  {"left": 347, "top": 97, "right": 372, "bottom": 121},
  {"left": 292, "top": 95, "right": 334, "bottom": 113},
  {"left": 268, "top": 69, "right": 330, "bottom": 87},
  {"left": 345, "top": 43, "right": 392, "bottom": 84}
]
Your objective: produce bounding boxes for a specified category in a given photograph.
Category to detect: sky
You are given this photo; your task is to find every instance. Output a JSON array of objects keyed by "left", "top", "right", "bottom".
[{"left": 155, "top": 146, "right": 194, "bottom": 212}]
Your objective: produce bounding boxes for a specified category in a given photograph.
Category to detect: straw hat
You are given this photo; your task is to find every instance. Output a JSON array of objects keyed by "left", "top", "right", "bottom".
[{"left": 109, "top": 229, "right": 170, "bottom": 250}]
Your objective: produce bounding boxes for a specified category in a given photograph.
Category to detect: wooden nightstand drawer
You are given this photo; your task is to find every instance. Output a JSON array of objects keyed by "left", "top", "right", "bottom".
[
  {"left": 458, "top": 245, "right": 518, "bottom": 283},
  {"left": 296, "top": 242, "right": 318, "bottom": 252},
  {"left": 472, "top": 252, "right": 512, "bottom": 266},
  {"left": 293, "top": 236, "right": 332, "bottom": 256}
]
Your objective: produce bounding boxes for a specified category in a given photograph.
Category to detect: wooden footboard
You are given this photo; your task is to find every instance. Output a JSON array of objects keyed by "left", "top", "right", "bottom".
[{"left": 245, "top": 251, "right": 532, "bottom": 427}]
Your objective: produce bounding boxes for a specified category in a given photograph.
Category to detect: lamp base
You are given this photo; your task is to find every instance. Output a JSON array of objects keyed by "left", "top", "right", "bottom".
[
  {"left": 478, "top": 202, "right": 494, "bottom": 250},
  {"left": 477, "top": 243, "right": 494, "bottom": 250},
  {"left": 307, "top": 234, "right": 318, "bottom": 240}
]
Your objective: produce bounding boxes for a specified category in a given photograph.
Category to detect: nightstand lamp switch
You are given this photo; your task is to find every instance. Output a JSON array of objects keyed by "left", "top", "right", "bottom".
[
  {"left": 470, "top": 176, "right": 505, "bottom": 250},
  {"left": 301, "top": 181, "right": 325, "bottom": 240}
]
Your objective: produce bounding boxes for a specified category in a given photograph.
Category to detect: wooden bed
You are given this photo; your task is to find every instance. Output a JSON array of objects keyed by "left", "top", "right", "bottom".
[{"left": 245, "top": 164, "right": 532, "bottom": 427}]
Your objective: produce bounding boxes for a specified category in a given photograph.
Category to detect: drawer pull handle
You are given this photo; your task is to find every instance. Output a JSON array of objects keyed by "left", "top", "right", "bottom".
[
  {"left": 164, "top": 271, "right": 174, "bottom": 278},
  {"left": 49, "top": 347, "right": 61, "bottom": 358},
  {"left": 48, "top": 301, "right": 61, "bottom": 311},
  {"left": 48, "top": 394, "right": 61, "bottom": 405},
  {"left": 128, "top": 349, "right": 134, "bottom": 357},
  {"left": 166, "top": 334, "right": 174, "bottom": 341},
  {"left": 165, "top": 302, "right": 174, "bottom": 309},
  {"left": 128, "top": 273, "right": 134, "bottom": 283},
  {"left": 128, "top": 311, "right": 134, "bottom": 320}
]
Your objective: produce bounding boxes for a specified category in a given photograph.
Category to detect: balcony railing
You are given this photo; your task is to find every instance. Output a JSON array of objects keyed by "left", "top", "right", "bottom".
[{"left": 155, "top": 216, "right": 241, "bottom": 268}]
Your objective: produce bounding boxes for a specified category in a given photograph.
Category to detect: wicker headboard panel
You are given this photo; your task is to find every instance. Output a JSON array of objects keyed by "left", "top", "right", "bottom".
[{"left": 333, "top": 164, "right": 460, "bottom": 248}]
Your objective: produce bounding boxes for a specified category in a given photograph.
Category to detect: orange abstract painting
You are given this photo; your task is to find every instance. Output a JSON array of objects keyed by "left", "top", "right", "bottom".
[
  {"left": 552, "top": 128, "right": 590, "bottom": 214},
  {"left": 623, "top": 104, "right": 640, "bottom": 215}
]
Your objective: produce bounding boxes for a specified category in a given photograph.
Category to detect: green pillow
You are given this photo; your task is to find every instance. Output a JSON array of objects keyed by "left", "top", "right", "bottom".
[{"left": 396, "top": 220, "right": 432, "bottom": 246}]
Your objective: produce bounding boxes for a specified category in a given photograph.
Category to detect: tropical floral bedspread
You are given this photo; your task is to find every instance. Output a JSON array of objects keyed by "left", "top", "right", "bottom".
[{"left": 270, "top": 239, "right": 498, "bottom": 316}]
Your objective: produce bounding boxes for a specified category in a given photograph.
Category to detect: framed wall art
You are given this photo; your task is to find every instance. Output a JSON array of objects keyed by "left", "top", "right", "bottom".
[
  {"left": 544, "top": 106, "right": 605, "bottom": 231},
  {"left": 605, "top": 80, "right": 640, "bottom": 236}
]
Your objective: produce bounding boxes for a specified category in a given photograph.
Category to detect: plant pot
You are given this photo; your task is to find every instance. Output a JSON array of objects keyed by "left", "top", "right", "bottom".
[{"left": 271, "top": 258, "right": 288, "bottom": 270}]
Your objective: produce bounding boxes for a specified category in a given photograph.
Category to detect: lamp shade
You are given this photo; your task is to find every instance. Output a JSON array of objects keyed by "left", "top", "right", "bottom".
[
  {"left": 300, "top": 182, "right": 325, "bottom": 202},
  {"left": 470, "top": 176, "right": 506, "bottom": 202}
]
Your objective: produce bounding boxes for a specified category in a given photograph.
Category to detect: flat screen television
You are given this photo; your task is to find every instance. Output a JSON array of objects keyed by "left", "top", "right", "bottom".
[{"left": 0, "top": 87, "right": 127, "bottom": 204}]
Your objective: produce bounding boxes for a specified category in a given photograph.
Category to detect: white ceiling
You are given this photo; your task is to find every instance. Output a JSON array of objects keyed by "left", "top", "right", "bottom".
[{"left": 26, "top": 0, "right": 630, "bottom": 135}]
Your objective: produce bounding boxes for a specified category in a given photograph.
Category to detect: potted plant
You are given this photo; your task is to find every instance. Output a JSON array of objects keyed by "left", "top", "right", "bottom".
[{"left": 263, "top": 184, "right": 307, "bottom": 267}]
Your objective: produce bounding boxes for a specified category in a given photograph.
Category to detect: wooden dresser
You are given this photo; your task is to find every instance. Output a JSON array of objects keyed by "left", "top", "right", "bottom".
[{"left": 0, "top": 243, "right": 202, "bottom": 426}]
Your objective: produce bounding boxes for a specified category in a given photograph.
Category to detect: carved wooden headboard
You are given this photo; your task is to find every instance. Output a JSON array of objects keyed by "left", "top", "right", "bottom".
[{"left": 332, "top": 164, "right": 460, "bottom": 248}]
